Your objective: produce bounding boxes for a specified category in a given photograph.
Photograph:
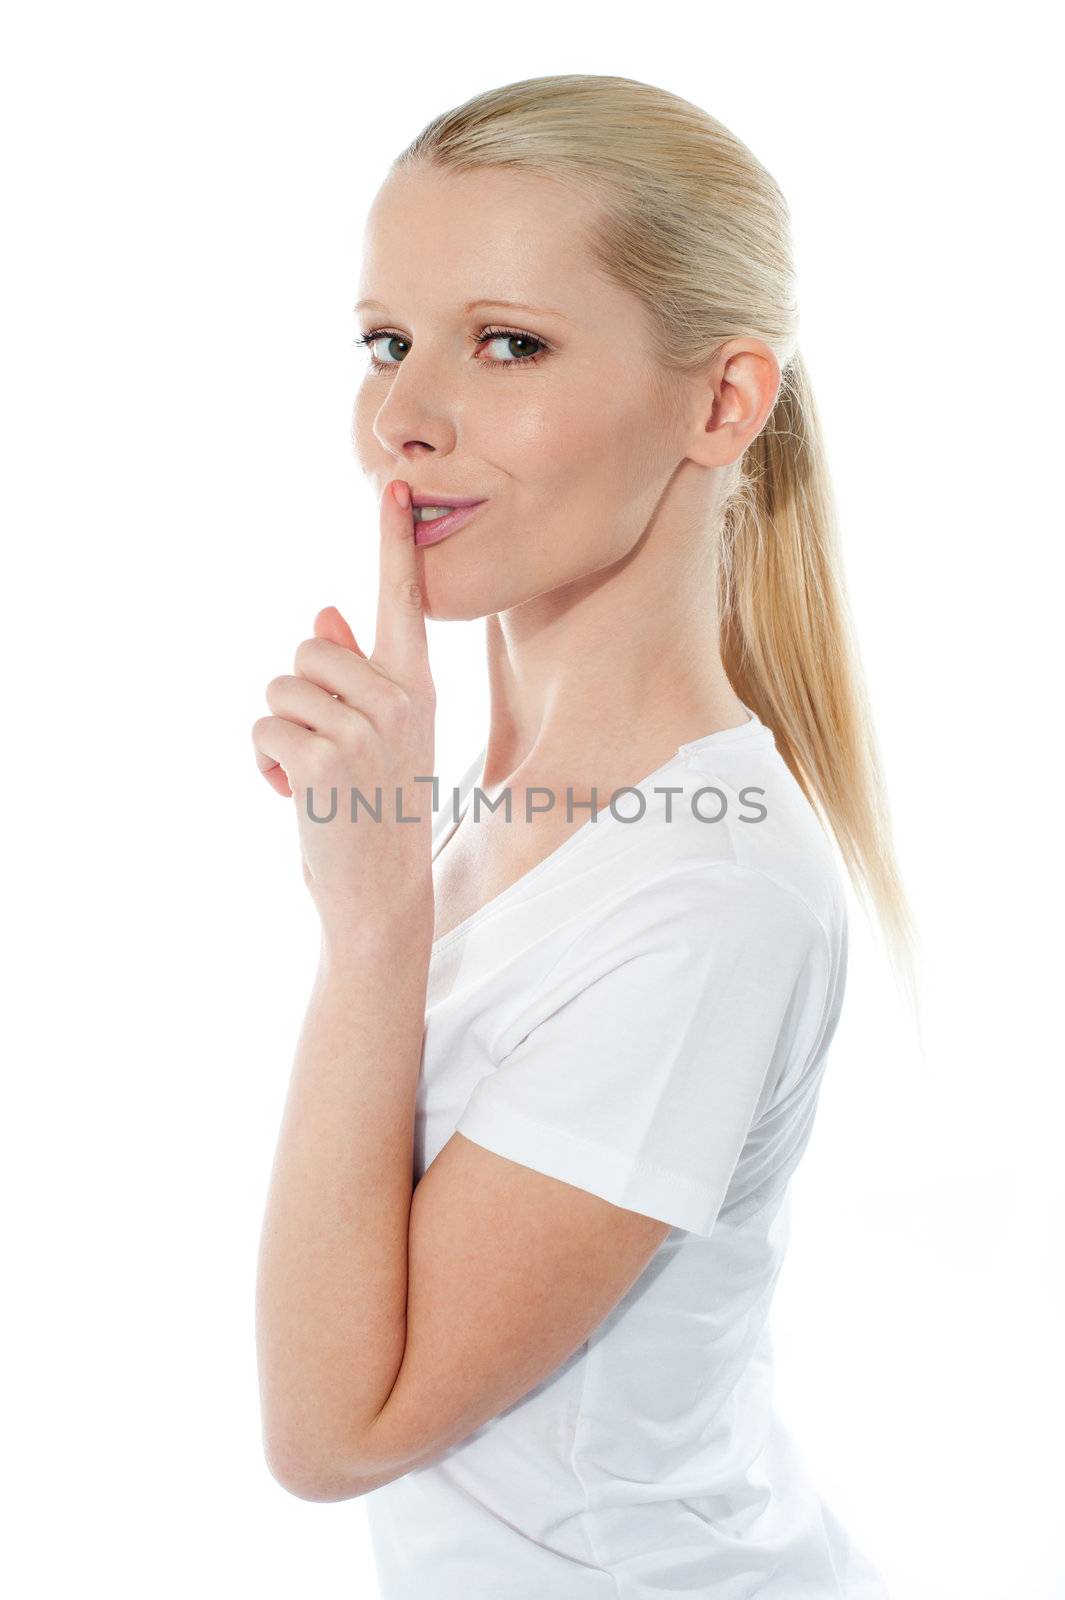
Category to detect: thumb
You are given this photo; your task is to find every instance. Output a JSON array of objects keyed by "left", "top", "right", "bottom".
[{"left": 313, "top": 605, "right": 367, "bottom": 658}]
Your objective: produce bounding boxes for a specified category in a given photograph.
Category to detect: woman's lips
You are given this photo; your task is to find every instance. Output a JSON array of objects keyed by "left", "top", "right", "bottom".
[{"left": 412, "top": 501, "right": 489, "bottom": 547}]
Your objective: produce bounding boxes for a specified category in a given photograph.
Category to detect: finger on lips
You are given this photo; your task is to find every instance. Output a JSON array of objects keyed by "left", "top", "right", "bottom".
[
  {"left": 372, "top": 478, "right": 428, "bottom": 683},
  {"left": 253, "top": 475, "right": 429, "bottom": 794}
]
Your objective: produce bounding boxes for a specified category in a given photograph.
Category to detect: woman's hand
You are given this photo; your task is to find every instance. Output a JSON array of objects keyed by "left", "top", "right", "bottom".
[{"left": 251, "top": 480, "right": 436, "bottom": 945}]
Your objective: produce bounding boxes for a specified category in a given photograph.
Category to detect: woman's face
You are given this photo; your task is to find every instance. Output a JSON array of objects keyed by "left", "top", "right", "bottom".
[{"left": 352, "top": 162, "right": 691, "bottom": 621}]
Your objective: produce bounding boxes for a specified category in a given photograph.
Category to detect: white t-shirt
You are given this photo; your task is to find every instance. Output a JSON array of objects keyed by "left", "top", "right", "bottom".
[{"left": 363, "top": 708, "right": 889, "bottom": 1598}]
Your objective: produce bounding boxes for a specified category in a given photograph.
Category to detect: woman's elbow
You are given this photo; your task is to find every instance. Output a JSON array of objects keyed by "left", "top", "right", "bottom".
[{"left": 263, "top": 1438, "right": 365, "bottom": 1503}]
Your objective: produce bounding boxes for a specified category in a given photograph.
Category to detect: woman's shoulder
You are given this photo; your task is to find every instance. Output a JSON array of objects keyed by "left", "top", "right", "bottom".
[{"left": 591, "top": 739, "right": 847, "bottom": 953}]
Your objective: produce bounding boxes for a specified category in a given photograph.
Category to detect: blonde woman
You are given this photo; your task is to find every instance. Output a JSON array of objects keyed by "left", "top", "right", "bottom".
[{"left": 254, "top": 74, "right": 914, "bottom": 1599}]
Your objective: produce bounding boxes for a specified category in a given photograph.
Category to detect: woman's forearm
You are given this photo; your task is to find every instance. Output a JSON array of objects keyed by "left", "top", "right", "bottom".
[{"left": 255, "top": 911, "right": 433, "bottom": 1498}]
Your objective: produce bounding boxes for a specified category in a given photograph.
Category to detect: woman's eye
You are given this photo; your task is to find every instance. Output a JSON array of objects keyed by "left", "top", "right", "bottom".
[
  {"left": 362, "top": 334, "right": 408, "bottom": 366},
  {"left": 480, "top": 332, "right": 545, "bottom": 364}
]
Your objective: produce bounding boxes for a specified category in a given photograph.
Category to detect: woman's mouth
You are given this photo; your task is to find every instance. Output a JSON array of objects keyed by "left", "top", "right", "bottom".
[{"left": 412, "top": 501, "right": 489, "bottom": 547}]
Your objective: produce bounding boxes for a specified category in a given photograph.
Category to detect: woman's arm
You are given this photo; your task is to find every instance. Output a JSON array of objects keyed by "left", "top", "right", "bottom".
[
  {"left": 250, "top": 478, "right": 438, "bottom": 1499},
  {"left": 256, "top": 902, "right": 678, "bottom": 1506},
  {"left": 249, "top": 485, "right": 677, "bottom": 1507},
  {"left": 255, "top": 914, "right": 432, "bottom": 1500}
]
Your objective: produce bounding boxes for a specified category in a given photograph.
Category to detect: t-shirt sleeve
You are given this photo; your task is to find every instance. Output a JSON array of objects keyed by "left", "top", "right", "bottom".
[{"left": 453, "top": 863, "right": 832, "bottom": 1237}]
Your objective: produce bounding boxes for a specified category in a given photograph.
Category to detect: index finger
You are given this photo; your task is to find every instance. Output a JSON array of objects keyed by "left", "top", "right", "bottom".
[{"left": 372, "top": 478, "right": 429, "bottom": 683}]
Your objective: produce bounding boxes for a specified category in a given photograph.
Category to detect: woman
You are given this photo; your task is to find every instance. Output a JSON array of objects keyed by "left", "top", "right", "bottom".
[{"left": 254, "top": 74, "right": 914, "bottom": 1598}]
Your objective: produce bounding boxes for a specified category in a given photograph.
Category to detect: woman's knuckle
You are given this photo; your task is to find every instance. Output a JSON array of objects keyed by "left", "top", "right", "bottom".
[
  {"left": 382, "top": 682, "right": 414, "bottom": 728},
  {"left": 293, "top": 637, "right": 320, "bottom": 675}
]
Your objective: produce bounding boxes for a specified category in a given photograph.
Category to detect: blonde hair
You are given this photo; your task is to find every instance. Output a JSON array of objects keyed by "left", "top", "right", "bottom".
[{"left": 395, "top": 74, "right": 921, "bottom": 1010}]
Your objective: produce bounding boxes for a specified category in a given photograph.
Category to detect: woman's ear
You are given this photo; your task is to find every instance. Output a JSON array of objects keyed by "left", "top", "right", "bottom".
[{"left": 684, "top": 339, "right": 782, "bottom": 469}]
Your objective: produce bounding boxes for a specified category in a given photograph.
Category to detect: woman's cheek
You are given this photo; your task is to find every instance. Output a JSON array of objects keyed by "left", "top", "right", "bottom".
[{"left": 351, "top": 392, "right": 378, "bottom": 475}]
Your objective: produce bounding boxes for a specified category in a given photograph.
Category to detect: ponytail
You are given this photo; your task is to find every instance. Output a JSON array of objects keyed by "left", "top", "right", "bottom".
[{"left": 720, "top": 350, "right": 920, "bottom": 1007}]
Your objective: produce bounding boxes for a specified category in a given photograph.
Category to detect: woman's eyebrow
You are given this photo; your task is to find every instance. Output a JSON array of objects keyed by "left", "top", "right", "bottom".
[{"left": 354, "top": 296, "right": 573, "bottom": 322}]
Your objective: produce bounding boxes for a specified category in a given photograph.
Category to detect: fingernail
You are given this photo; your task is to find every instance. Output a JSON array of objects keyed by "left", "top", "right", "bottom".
[{"left": 391, "top": 480, "right": 411, "bottom": 509}]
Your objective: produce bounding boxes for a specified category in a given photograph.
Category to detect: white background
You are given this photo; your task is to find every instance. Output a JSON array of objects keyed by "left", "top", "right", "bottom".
[{"left": 3, "top": 3, "right": 1061, "bottom": 1596}]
